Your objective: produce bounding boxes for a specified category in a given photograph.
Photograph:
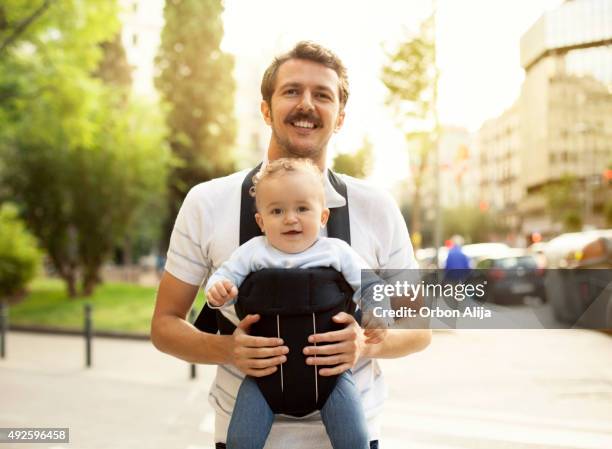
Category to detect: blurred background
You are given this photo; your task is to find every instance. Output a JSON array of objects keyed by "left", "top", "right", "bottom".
[{"left": 1, "top": 1, "right": 611, "bottom": 448}]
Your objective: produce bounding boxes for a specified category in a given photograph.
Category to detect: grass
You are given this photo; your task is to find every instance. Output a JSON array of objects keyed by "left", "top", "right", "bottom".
[{"left": 7, "top": 277, "right": 205, "bottom": 334}]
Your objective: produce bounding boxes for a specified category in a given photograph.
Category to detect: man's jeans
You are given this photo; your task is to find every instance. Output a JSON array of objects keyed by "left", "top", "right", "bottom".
[{"left": 223, "top": 371, "right": 371, "bottom": 449}]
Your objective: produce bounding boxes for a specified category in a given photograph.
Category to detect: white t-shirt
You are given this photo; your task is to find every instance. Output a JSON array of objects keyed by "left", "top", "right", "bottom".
[{"left": 165, "top": 167, "right": 416, "bottom": 448}]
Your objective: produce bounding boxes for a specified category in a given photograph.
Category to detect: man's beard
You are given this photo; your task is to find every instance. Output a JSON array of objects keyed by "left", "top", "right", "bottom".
[
  {"left": 271, "top": 128, "right": 323, "bottom": 159},
  {"left": 271, "top": 109, "right": 326, "bottom": 159}
]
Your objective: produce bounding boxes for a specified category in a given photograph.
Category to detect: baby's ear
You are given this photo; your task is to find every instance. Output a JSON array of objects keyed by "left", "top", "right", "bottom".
[
  {"left": 320, "top": 208, "right": 330, "bottom": 227},
  {"left": 255, "top": 212, "right": 265, "bottom": 233}
]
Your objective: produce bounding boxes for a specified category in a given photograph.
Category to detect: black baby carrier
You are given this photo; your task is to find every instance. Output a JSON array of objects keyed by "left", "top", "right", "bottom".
[{"left": 193, "top": 164, "right": 355, "bottom": 416}]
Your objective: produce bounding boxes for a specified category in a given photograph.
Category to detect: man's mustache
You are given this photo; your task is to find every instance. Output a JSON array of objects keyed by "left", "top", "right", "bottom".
[{"left": 284, "top": 111, "right": 322, "bottom": 127}]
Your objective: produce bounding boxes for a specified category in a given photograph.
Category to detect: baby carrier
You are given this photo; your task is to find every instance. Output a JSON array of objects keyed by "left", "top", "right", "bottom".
[{"left": 194, "top": 164, "right": 355, "bottom": 416}]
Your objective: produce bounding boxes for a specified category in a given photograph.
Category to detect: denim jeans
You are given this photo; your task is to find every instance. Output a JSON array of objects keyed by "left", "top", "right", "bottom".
[{"left": 225, "top": 371, "right": 370, "bottom": 449}]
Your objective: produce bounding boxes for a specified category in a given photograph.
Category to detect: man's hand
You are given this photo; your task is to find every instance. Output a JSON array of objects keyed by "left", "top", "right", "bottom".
[
  {"left": 232, "top": 314, "right": 289, "bottom": 377},
  {"left": 302, "top": 312, "right": 365, "bottom": 377},
  {"left": 207, "top": 279, "right": 238, "bottom": 307}
]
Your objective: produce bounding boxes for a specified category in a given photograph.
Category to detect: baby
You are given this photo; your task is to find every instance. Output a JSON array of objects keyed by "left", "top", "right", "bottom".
[{"left": 206, "top": 158, "right": 386, "bottom": 449}]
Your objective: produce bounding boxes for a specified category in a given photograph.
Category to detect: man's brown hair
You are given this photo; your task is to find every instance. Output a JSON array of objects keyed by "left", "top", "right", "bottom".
[{"left": 260, "top": 41, "right": 350, "bottom": 109}]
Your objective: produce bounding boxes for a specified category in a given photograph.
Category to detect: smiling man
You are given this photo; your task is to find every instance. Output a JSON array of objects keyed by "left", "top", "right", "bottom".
[{"left": 151, "top": 41, "right": 431, "bottom": 449}]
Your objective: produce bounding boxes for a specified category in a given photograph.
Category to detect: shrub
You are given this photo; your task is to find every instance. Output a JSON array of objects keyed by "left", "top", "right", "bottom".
[{"left": 0, "top": 203, "right": 42, "bottom": 300}]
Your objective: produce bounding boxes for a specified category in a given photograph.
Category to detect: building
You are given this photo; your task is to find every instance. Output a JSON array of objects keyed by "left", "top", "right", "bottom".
[
  {"left": 438, "top": 125, "right": 478, "bottom": 208},
  {"left": 119, "top": 0, "right": 164, "bottom": 97},
  {"left": 477, "top": 102, "right": 523, "bottom": 232},
  {"left": 477, "top": 0, "right": 612, "bottom": 236}
]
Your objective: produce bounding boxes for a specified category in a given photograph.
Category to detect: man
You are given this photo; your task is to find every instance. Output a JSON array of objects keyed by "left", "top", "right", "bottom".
[
  {"left": 445, "top": 235, "right": 470, "bottom": 274},
  {"left": 151, "top": 41, "right": 431, "bottom": 449}
]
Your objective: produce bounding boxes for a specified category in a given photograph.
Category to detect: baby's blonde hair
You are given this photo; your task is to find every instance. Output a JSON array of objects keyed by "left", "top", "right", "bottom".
[{"left": 250, "top": 158, "right": 325, "bottom": 207}]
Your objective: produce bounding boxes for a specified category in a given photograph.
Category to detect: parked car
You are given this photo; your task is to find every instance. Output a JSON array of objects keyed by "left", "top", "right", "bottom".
[
  {"left": 543, "top": 229, "right": 612, "bottom": 268},
  {"left": 548, "top": 236, "right": 612, "bottom": 328},
  {"left": 527, "top": 242, "right": 548, "bottom": 268},
  {"left": 416, "top": 247, "right": 438, "bottom": 269},
  {"left": 418, "top": 242, "right": 512, "bottom": 269},
  {"left": 462, "top": 242, "right": 511, "bottom": 268},
  {"left": 472, "top": 250, "right": 546, "bottom": 305}
]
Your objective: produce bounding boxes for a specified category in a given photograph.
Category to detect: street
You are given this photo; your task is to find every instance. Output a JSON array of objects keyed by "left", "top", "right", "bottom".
[{"left": 1, "top": 328, "right": 611, "bottom": 449}]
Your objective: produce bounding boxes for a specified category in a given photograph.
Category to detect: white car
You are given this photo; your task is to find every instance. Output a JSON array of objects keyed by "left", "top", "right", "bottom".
[
  {"left": 461, "top": 243, "right": 512, "bottom": 268},
  {"left": 543, "top": 229, "right": 612, "bottom": 268}
]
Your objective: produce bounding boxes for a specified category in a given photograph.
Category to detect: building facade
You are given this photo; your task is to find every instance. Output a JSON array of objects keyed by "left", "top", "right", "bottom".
[
  {"left": 438, "top": 126, "right": 478, "bottom": 208},
  {"left": 477, "top": 102, "right": 523, "bottom": 232},
  {"left": 119, "top": 0, "right": 164, "bottom": 97},
  {"left": 478, "top": 0, "right": 612, "bottom": 236}
]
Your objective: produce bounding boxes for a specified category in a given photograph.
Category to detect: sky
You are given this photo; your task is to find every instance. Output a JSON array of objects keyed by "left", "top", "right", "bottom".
[{"left": 218, "top": 0, "right": 564, "bottom": 185}]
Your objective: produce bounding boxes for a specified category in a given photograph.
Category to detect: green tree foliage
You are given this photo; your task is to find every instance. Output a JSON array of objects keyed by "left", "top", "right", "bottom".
[
  {"left": 94, "top": 32, "right": 132, "bottom": 94},
  {"left": 0, "top": 203, "right": 42, "bottom": 301},
  {"left": 96, "top": 30, "right": 166, "bottom": 265},
  {"left": 155, "top": 0, "right": 236, "bottom": 249},
  {"left": 332, "top": 137, "right": 373, "bottom": 179},
  {"left": 442, "top": 206, "right": 508, "bottom": 244},
  {"left": 382, "top": 15, "right": 438, "bottom": 248},
  {"left": 0, "top": 0, "right": 170, "bottom": 297},
  {"left": 0, "top": 0, "right": 57, "bottom": 57},
  {"left": 544, "top": 175, "right": 583, "bottom": 232}
]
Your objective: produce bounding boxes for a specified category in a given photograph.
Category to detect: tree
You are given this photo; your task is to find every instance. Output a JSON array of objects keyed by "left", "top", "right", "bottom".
[
  {"left": 155, "top": 0, "right": 236, "bottom": 250},
  {"left": 381, "top": 14, "right": 438, "bottom": 249},
  {"left": 2, "top": 97, "right": 170, "bottom": 297},
  {"left": 0, "top": 0, "right": 170, "bottom": 296},
  {"left": 94, "top": 32, "right": 132, "bottom": 95},
  {"left": 0, "top": 0, "right": 57, "bottom": 57},
  {"left": 332, "top": 136, "right": 373, "bottom": 179},
  {"left": 442, "top": 206, "right": 508, "bottom": 244},
  {"left": 95, "top": 30, "right": 165, "bottom": 267},
  {"left": 544, "top": 175, "right": 583, "bottom": 232}
]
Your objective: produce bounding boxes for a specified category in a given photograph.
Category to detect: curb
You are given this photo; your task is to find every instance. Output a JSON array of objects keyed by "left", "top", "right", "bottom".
[{"left": 9, "top": 325, "right": 150, "bottom": 341}]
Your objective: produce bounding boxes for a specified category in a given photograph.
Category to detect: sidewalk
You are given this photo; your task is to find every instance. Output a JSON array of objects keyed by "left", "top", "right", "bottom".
[
  {"left": 2, "top": 329, "right": 612, "bottom": 449},
  {"left": 1, "top": 331, "right": 217, "bottom": 449}
]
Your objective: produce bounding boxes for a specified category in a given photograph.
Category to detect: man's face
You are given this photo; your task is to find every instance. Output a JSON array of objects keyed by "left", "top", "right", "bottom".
[
  {"left": 262, "top": 59, "right": 345, "bottom": 164},
  {"left": 255, "top": 170, "right": 329, "bottom": 254}
]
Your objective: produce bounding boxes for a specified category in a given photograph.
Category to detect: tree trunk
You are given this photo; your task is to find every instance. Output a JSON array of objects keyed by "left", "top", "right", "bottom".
[
  {"left": 82, "top": 276, "right": 96, "bottom": 297},
  {"left": 82, "top": 264, "right": 100, "bottom": 297},
  {"left": 123, "top": 235, "right": 134, "bottom": 282},
  {"left": 411, "top": 183, "right": 422, "bottom": 249},
  {"left": 48, "top": 251, "right": 79, "bottom": 298},
  {"left": 410, "top": 144, "right": 429, "bottom": 250},
  {"left": 64, "top": 271, "right": 78, "bottom": 298}
]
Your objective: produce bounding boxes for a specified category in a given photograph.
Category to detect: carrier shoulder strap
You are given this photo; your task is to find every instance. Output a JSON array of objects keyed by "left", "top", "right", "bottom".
[
  {"left": 325, "top": 169, "right": 351, "bottom": 245},
  {"left": 193, "top": 164, "right": 351, "bottom": 333},
  {"left": 239, "top": 163, "right": 265, "bottom": 246}
]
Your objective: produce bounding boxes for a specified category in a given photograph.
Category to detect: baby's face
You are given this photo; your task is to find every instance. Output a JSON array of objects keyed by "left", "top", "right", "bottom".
[{"left": 255, "top": 170, "right": 329, "bottom": 254}]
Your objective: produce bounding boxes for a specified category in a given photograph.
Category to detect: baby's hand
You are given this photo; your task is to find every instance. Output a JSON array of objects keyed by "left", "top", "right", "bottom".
[
  {"left": 361, "top": 312, "right": 390, "bottom": 345},
  {"left": 364, "top": 327, "right": 387, "bottom": 345},
  {"left": 207, "top": 279, "right": 238, "bottom": 307}
]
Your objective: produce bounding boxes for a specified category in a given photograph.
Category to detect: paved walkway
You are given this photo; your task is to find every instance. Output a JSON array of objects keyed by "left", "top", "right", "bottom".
[{"left": 2, "top": 330, "right": 612, "bottom": 449}]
